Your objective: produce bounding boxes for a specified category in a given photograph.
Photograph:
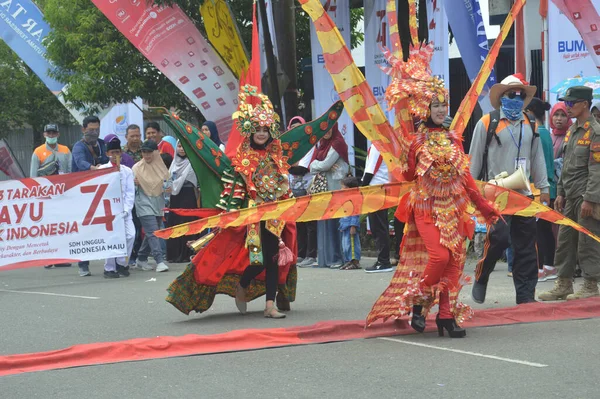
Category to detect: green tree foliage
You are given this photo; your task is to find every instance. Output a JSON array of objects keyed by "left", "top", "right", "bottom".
[{"left": 0, "top": 41, "right": 74, "bottom": 139}]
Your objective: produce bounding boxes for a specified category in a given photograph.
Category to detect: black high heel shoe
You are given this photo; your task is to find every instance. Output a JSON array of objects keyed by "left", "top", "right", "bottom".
[
  {"left": 435, "top": 315, "right": 466, "bottom": 338},
  {"left": 411, "top": 305, "right": 426, "bottom": 333}
]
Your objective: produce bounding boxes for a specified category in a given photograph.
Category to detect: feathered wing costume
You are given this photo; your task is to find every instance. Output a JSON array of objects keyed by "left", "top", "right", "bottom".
[{"left": 161, "top": 88, "right": 344, "bottom": 315}]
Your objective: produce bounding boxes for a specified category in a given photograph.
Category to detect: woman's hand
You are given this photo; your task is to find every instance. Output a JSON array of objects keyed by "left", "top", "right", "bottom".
[{"left": 134, "top": 177, "right": 139, "bottom": 186}]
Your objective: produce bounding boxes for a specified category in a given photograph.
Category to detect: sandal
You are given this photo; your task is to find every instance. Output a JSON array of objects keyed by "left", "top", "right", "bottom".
[
  {"left": 264, "top": 305, "right": 286, "bottom": 319},
  {"left": 235, "top": 284, "right": 247, "bottom": 315},
  {"left": 340, "top": 260, "right": 361, "bottom": 270}
]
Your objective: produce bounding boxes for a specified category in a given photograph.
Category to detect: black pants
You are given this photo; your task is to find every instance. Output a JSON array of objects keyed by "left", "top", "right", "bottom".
[
  {"left": 475, "top": 215, "right": 538, "bottom": 304},
  {"left": 369, "top": 209, "right": 390, "bottom": 264},
  {"left": 130, "top": 206, "right": 143, "bottom": 262},
  {"left": 240, "top": 222, "right": 278, "bottom": 301},
  {"left": 536, "top": 219, "right": 555, "bottom": 268},
  {"left": 394, "top": 217, "right": 405, "bottom": 259},
  {"left": 297, "top": 221, "right": 317, "bottom": 259}
]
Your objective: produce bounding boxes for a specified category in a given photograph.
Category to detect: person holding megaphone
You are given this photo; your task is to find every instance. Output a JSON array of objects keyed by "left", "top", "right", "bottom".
[{"left": 469, "top": 74, "right": 550, "bottom": 305}]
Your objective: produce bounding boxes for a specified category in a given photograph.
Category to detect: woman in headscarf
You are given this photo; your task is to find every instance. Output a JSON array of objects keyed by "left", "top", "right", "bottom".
[
  {"left": 592, "top": 101, "right": 600, "bottom": 123},
  {"left": 309, "top": 123, "right": 348, "bottom": 268},
  {"left": 166, "top": 141, "right": 199, "bottom": 263},
  {"left": 550, "top": 103, "right": 573, "bottom": 160},
  {"left": 132, "top": 139, "right": 170, "bottom": 273},
  {"left": 202, "top": 121, "right": 226, "bottom": 152}
]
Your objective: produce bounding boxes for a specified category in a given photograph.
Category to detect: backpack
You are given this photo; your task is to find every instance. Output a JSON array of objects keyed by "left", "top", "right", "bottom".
[{"left": 478, "top": 109, "right": 539, "bottom": 180}]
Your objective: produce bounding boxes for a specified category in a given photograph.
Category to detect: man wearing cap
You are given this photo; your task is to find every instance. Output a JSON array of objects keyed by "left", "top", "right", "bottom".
[
  {"left": 469, "top": 74, "right": 550, "bottom": 305},
  {"left": 99, "top": 137, "right": 135, "bottom": 278},
  {"left": 31, "top": 124, "right": 73, "bottom": 269},
  {"left": 539, "top": 86, "right": 600, "bottom": 301},
  {"left": 30, "top": 124, "right": 72, "bottom": 177}
]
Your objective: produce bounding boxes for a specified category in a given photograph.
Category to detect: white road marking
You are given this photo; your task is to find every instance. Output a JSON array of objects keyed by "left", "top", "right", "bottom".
[
  {"left": 378, "top": 337, "right": 548, "bottom": 368},
  {"left": 0, "top": 289, "right": 99, "bottom": 300}
]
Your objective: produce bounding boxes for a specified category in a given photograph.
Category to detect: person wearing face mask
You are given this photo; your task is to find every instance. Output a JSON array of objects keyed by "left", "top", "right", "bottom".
[
  {"left": 32, "top": 124, "right": 73, "bottom": 269},
  {"left": 31, "top": 124, "right": 72, "bottom": 177},
  {"left": 70, "top": 116, "right": 110, "bottom": 276},
  {"left": 71, "top": 116, "right": 109, "bottom": 174},
  {"left": 469, "top": 74, "right": 550, "bottom": 305},
  {"left": 98, "top": 137, "right": 135, "bottom": 278}
]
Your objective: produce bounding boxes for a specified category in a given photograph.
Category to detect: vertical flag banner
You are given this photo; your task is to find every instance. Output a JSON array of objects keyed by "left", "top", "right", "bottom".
[
  {"left": 310, "top": 0, "right": 355, "bottom": 166},
  {"left": 100, "top": 98, "right": 144, "bottom": 144},
  {"left": 0, "top": 169, "right": 126, "bottom": 270},
  {"left": 364, "top": 0, "right": 393, "bottom": 119},
  {"left": 91, "top": 1, "right": 239, "bottom": 135},
  {"left": 200, "top": 0, "right": 249, "bottom": 78},
  {"left": 0, "top": 139, "right": 25, "bottom": 180},
  {"left": 548, "top": 0, "right": 600, "bottom": 103},
  {"left": 445, "top": 0, "right": 496, "bottom": 113},
  {"left": 426, "top": 0, "right": 449, "bottom": 92},
  {"left": 0, "top": 0, "right": 85, "bottom": 122}
]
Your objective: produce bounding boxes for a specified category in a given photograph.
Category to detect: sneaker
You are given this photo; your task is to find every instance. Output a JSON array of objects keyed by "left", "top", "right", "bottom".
[
  {"left": 297, "top": 257, "right": 317, "bottom": 268},
  {"left": 44, "top": 265, "right": 54, "bottom": 269},
  {"left": 507, "top": 272, "right": 513, "bottom": 277},
  {"left": 156, "top": 262, "right": 169, "bottom": 272},
  {"left": 365, "top": 261, "right": 393, "bottom": 273},
  {"left": 117, "top": 264, "right": 130, "bottom": 277},
  {"left": 296, "top": 257, "right": 305, "bottom": 264},
  {"left": 544, "top": 266, "right": 558, "bottom": 280},
  {"left": 78, "top": 268, "right": 91, "bottom": 277},
  {"left": 135, "top": 259, "right": 153, "bottom": 271},
  {"left": 103, "top": 270, "right": 120, "bottom": 279},
  {"left": 55, "top": 263, "right": 71, "bottom": 267},
  {"left": 329, "top": 263, "right": 342, "bottom": 269},
  {"left": 538, "top": 269, "right": 548, "bottom": 282}
]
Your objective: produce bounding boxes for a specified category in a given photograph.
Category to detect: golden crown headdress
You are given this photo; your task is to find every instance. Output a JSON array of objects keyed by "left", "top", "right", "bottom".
[{"left": 233, "top": 84, "right": 280, "bottom": 138}]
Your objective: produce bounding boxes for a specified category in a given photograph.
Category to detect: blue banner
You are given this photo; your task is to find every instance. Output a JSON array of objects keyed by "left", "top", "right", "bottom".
[
  {"left": 446, "top": 0, "right": 496, "bottom": 112},
  {"left": 0, "top": 0, "right": 64, "bottom": 93}
]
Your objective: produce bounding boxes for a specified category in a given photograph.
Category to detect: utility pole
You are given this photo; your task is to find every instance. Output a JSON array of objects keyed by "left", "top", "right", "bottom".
[{"left": 272, "top": 0, "right": 298, "bottom": 126}]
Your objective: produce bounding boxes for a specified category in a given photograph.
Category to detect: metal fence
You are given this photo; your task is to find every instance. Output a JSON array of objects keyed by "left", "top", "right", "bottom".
[{"left": 0, "top": 118, "right": 179, "bottom": 180}]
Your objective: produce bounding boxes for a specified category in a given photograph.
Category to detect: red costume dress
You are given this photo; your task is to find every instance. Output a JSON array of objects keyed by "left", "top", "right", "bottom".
[{"left": 366, "top": 124, "right": 497, "bottom": 326}]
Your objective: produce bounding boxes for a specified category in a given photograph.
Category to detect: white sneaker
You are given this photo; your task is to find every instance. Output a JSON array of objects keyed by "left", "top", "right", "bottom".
[
  {"left": 135, "top": 259, "right": 154, "bottom": 271},
  {"left": 298, "top": 257, "right": 317, "bottom": 268},
  {"left": 156, "top": 262, "right": 169, "bottom": 272}
]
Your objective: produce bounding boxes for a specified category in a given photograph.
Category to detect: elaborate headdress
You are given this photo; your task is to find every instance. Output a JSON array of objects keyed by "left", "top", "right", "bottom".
[
  {"left": 384, "top": 43, "right": 448, "bottom": 121},
  {"left": 233, "top": 84, "right": 280, "bottom": 138}
]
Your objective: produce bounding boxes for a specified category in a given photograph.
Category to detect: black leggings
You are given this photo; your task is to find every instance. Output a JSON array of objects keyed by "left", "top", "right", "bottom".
[{"left": 240, "top": 222, "right": 279, "bottom": 301}]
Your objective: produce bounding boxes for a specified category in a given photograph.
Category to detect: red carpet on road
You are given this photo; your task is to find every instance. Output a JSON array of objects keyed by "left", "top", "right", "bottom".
[{"left": 2, "top": 298, "right": 600, "bottom": 376}]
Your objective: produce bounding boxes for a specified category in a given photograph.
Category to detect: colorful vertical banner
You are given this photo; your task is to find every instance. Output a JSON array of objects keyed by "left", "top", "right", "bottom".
[
  {"left": 445, "top": 0, "right": 496, "bottom": 114},
  {"left": 0, "top": 0, "right": 85, "bottom": 123},
  {"left": 0, "top": 139, "right": 25, "bottom": 180},
  {"left": 426, "top": 0, "right": 449, "bottom": 93},
  {"left": 548, "top": 0, "right": 600, "bottom": 103},
  {"left": 100, "top": 98, "right": 144, "bottom": 144},
  {"left": 310, "top": 0, "right": 355, "bottom": 167},
  {"left": 91, "top": 1, "right": 239, "bottom": 135},
  {"left": 364, "top": 0, "right": 394, "bottom": 119},
  {"left": 200, "top": 0, "right": 249, "bottom": 78}
]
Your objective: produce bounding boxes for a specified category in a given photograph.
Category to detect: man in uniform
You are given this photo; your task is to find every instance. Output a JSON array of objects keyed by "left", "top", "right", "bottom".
[{"left": 539, "top": 86, "right": 600, "bottom": 301}]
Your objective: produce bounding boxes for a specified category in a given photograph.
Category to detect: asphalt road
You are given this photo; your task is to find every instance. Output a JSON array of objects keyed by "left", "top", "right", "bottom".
[{"left": 1, "top": 257, "right": 598, "bottom": 398}]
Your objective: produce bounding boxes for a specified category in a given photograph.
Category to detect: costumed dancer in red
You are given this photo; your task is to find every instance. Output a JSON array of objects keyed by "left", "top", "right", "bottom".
[
  {"left": 165, "top": 85, "right": 297, "bottom": 319},
  {"left": 366, "top": 44, "right": 500, "bottom": 337}
]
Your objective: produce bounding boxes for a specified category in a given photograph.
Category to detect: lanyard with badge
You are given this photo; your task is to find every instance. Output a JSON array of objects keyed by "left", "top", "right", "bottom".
[{"left": 507, "top": 121, "right": 525, "bottom": 171}]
